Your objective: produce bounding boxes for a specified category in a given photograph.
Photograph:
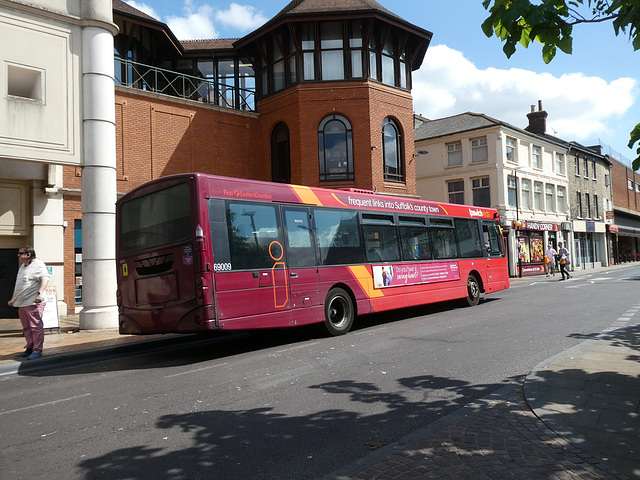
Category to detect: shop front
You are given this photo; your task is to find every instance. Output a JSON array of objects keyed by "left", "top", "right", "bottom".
[{"left": 513, "top": 220, "right": 560, "bottom": 276}]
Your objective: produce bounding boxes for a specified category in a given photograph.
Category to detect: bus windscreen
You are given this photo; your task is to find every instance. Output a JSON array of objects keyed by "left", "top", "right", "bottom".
[{"left": 119, "top": 182, "right": 191, "bottom": 254}]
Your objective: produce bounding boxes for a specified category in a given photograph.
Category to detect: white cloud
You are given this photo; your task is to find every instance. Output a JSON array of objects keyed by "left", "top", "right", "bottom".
[
  {"left": 215, "top": 3, "right": 269, "bottom": 32},
  {"left": 124, "top": 1, "right": 160, "bottom": 20},
  {"left": 167, "top": 1, "right": 219, "bottom": 40},
  {"left": 413, "top": 45, "right": 637, "bottom": 143},
  {"left": 161, "top": 2, "right": 267, "bottom": 40}
]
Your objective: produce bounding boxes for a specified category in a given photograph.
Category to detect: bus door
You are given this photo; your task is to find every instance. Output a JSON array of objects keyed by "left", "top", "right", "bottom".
[
  {"left": 283, "top": 206, "right": 321, "bottom": 324},
  {"left": 482, "top": 220, "right": 507, "bottom": 291},
  {"left": 215, "top": 201, "right": 290, "bottom": 328}
]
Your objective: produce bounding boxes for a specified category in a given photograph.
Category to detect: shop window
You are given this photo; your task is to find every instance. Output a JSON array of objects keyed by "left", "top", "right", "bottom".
[
  {"left": 318, "top": 114, "right": 353, "bottom": 181},
  {"left": 74, "top": 220, "right": 82, "bottom": 304}
]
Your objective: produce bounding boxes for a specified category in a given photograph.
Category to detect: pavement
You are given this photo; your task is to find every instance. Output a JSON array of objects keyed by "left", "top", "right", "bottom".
[{"left": 1, "top": 265, "right": 639, "bottom": 480}]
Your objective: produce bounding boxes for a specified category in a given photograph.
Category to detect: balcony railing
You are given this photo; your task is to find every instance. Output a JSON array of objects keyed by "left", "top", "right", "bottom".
[{"left": 114, "top": 57, "right": 255, "bottom": 112}]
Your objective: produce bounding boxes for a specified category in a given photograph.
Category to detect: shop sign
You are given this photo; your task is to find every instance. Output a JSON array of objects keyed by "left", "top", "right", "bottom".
[
  {"left": 609, "top": 224, "right": 619, "bottom": 232},
  {"left": 586, "top": 221, "right": 596, "bottom": 232},
  {"left": 512, "top": 220, "right": 558, "bottom": 231},
  {"left": 606, "top": 211, "right": 615, "bottom": 219},
  {"left": 519, "top": 264, "right": 545, "bottom": 276}
]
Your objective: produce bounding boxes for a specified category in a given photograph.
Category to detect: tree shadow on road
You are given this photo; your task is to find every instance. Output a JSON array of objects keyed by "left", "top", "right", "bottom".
[{"left": 526, "top": 323, "right": 640, "bottom": 480}]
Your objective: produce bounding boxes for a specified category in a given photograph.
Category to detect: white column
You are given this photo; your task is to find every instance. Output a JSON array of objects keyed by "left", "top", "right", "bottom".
[{"left": 79, "top": 3, "right": 118, "bottom": 329}]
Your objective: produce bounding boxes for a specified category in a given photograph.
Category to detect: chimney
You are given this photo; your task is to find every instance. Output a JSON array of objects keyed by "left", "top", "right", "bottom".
[{"left": 525, "top": 99, "right": 547, "bottom": 135}]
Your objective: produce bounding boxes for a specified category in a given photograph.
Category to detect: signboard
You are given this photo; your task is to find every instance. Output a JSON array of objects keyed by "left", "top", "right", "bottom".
[
  {"left": 606, "top": 211, "right": 615, "bottom": 219},
  {"left": 513, "top": 220, "right": 559, "bottom": 231},
  {"left": 42, "top": 294, "right": 59, "bottom": 329},
  {"left": 609, "top": 224, "right": 619, "bottom": 233},
  {"left": 372, "top": 262, "right": 460, "bottom": 288}
]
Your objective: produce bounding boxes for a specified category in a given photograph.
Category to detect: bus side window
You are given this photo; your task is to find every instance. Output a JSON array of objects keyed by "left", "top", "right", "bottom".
[
  {"left": 226, "top": 202, "right": 282, "bottom": 270},
  {"left": 455, "top": 218, "right": 483, "bottom": 258},
  {"left": 430, "top": 227, "right": 459, "bottom": 259},
  {"left": 398, "top": 226, "right": 431, "bottom": 261},
  {"left": 209, "top": 199, "right": 231, "bottom": 264},
  {"left": 313, "top": 208, "right": 364, "bottom": 265},
  {"left": 361, "top": 214, "right": 400, "bottom": 263},
  {"left": 284, "top": 207, "right": 317, "bottom": 267}
]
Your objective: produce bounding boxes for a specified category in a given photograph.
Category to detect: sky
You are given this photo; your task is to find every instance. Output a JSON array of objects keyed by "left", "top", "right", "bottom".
[{"left": 125, "top": 0, "right": 640, "bottom": 163}]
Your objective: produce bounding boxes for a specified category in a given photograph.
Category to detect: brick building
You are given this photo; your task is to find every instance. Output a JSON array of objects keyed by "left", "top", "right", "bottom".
[
  {"left": 609, "top": 158, "right": 640, "bottom": 262},
  {"left": 1, "top": 0, "right": 433, "bottom": 320}
]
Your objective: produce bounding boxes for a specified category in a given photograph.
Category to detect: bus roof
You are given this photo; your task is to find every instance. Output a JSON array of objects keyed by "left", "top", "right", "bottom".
[{"left": 120, "top": 173, "right": 499, "bottom": 221}]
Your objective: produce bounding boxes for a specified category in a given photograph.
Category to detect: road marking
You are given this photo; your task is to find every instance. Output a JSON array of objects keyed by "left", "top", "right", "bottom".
[
  {"left": 164, "top": 362, "right": 228, "bottom": 378},
  {"left": 0, "top": 393, "right": 91, "bottom": 416},
  {"left": 275, "top": 342, "right": 318, "bottom": 354}
]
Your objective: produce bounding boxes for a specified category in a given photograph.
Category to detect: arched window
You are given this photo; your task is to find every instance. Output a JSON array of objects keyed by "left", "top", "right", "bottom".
[
  {"left": 382, "top": 117, "right": 403, "bottom": 182},
  {"left": 271, "top": 123, "right": 291, "bottom": 184},
  {"left": 318, "top": 114, "right": 354, "bottom": 181}
]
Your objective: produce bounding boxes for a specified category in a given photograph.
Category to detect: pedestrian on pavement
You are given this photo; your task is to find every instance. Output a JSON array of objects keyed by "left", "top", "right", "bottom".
[
  {"left": 8, "top": 246, "right": 50, "bottom": 360},
  {"left": 557, "top": 241, "right": 571, "bottom": 281},
  {"left": 545, "top": 242, "right": 557, "bottom": 277}
]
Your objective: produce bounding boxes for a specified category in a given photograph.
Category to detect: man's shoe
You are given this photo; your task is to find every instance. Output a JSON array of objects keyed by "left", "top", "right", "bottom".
[
  {"left": 15, "top": 350, "right": 33, "bottom": 358},
  {"left": 26, "top": 352, "right": 42, "bottom": 360},
  {"left": 560, "top": 278, "right": 565, "bottom": 281}
]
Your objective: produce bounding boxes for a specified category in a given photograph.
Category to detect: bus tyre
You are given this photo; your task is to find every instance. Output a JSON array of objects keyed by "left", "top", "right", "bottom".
[
  {"left": 465, "top": 275, "right": 481, "bottom": 307},
  {"left": 324, "top": 287, "right": 354, "bottom": 336}
]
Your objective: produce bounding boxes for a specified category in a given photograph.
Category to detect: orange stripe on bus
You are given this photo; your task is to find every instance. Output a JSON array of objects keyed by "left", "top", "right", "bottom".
[
  {"left": 348, "top": 265, "right": 384, "bottom": 299},
  {"left": 290, "top": 185, "right": 322, "bottom": 205}
]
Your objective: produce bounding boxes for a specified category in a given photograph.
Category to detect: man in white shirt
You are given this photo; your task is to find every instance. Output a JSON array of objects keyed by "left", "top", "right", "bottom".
[
  {"left": 545, "top": 243, "right": 557, "bottom": 277},
  {"left": 8, "top": 246, "right": 49, "bottom": 359}
]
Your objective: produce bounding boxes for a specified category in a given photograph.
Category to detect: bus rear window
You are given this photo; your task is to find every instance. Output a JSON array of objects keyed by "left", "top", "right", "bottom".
[{"left": 120, "top": 183, "right": 191, "bottom": 254}]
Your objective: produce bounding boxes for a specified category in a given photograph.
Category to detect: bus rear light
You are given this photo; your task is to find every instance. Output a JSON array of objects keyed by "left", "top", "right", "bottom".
[{"left": 116, "top": 288, "right": 121, "bottom": 307}]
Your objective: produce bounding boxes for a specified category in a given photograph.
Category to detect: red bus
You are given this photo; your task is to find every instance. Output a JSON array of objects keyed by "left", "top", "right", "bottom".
[{"left": 116, "top": 173, "right": 509, "bottom": 336}]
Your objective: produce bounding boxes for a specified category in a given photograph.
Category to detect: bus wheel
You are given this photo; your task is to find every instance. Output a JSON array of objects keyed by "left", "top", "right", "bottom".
[
  {"left": 324, "top": 287, "right": 354, "bottom": 336},
  {"left": 465, "top": 275, "right": 481, "bottom": 307}
]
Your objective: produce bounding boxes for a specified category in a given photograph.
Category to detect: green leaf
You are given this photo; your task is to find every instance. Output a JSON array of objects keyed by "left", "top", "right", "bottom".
[
  {"left": 481, "top": 17, "right": 496, "bottom": 37},
  {"left": 542, "top": 43, "right": 557, "bottom": 63},
  {"left": 628, "top": 122, "right": 640, "bottom": 150},
  {"left": 503, "top": 40, "right": 517, "bottom": 58},
  {"left": 557, "top": 34, "right": 573, "bottom": 54}
]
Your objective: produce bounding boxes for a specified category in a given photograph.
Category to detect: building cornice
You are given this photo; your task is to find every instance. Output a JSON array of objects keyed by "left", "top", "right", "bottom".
[{"left": 0, "top": 0, "right": 119, "bottom": 35}]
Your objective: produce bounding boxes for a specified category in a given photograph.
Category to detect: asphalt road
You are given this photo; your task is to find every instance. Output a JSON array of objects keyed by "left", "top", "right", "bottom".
[{"left": 1, "top": 265, "right": 639, "bottom": 480}]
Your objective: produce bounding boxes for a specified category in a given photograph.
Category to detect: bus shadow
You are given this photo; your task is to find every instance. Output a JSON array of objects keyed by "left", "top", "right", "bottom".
[{"left": 22, "top": 297, "right": 503, "bottom": 378}]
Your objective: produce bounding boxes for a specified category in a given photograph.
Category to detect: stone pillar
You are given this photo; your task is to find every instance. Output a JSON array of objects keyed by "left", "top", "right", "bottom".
[{"left": 79, "top": 1, "right": 119, "bottom": 329}]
